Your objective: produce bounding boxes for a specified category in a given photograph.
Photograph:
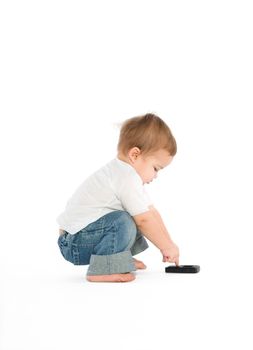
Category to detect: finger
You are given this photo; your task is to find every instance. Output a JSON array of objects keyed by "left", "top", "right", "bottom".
[{"left": 175, "top": 257, "right": 179, "bottom": 266}]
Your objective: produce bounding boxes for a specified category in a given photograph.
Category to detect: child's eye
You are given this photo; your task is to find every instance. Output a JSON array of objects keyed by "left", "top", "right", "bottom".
[{"left": 154, "top": 167, "right": 158, "bottom": 172}]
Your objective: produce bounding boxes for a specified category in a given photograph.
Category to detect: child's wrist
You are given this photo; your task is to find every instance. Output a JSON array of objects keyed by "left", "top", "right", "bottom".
[{"left": 160, "top": 241, "right": 175, "bottom": 252}]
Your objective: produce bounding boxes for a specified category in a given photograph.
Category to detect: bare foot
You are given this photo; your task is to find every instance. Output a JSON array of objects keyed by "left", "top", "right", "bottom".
[
  {"left": 133, "top": 258, "right": 147, "bottom": 270},
  {"left": 86, "top": 273, "right": 135, "bottom": 283}
]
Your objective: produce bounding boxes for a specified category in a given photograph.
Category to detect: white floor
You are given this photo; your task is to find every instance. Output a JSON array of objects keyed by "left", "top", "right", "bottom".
[{"left": 2, "top": 237, "right": 252, "bottom": 350}]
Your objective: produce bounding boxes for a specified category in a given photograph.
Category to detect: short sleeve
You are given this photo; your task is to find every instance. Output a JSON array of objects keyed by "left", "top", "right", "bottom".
[{"left": 116, "top": 172, "right": 153, "bottom": 216}]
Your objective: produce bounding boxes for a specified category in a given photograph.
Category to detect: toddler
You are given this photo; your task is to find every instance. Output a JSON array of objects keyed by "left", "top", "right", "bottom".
[{"left": 57, "top": 113, "right": 179, "bottom": 282}]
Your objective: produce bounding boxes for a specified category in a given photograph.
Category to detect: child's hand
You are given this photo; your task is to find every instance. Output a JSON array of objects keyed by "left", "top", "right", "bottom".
[{"left": 161, "top": 243, "right": 180, "bottom": 266}]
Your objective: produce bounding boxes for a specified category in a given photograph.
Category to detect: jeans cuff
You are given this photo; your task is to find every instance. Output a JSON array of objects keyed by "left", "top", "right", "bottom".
[
  {"left": 87, "top": 251, "right": 136, "bottom": 275},
  {"left": 131, "top": 236, "right": 149, "bottom": 256}
]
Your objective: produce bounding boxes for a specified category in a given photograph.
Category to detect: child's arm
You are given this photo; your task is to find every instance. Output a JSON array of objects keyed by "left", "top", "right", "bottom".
[{"left": 133, "top": 206, "right": 179, "bottom": 265}]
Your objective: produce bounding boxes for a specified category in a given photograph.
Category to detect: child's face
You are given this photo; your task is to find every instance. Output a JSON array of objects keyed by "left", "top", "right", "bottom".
[{"left": 130, "top": 149, "right": 173, "bottom": 184}]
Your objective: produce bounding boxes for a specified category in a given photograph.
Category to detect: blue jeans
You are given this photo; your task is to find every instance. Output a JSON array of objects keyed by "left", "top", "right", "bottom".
[{"left": 57, "top": 210, "right": 149, "bottom": 275}]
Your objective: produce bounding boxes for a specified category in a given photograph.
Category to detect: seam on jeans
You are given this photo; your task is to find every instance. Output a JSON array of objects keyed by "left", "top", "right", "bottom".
[
  {"left": 111, "top": 222, "right": 116, "bottom": 255},
  {"left": 72, "top": 244, "right": 80, "bottom": 265}
]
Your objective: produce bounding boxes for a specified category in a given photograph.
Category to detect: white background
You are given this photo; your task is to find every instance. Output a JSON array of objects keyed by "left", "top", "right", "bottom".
[{"left": 1, "top": 1, "right": 252, "bottom": 349}]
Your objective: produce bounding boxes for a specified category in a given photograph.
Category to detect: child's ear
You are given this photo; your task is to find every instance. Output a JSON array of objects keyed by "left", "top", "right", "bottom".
[{"left": 128, "top": 147, "right": 141, "bottom": 163}]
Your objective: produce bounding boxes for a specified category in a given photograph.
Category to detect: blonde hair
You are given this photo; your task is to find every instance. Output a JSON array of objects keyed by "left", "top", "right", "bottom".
[{"left": 117, "top": 113, "right": 177, "bottom": 157}]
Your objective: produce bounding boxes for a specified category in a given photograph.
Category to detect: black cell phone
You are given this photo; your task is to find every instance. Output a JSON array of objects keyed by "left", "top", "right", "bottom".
[{"left": 165, "top": 265, "right": 200, "bottom": 273}]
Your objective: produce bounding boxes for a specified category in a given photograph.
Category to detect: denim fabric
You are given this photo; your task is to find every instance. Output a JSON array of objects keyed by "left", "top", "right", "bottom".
[{"left": 58, "top": 210, "right": 149, "bottom": 275}]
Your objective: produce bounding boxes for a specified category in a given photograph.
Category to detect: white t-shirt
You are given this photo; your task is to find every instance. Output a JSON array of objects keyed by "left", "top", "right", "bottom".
[{"left": 57, "top": 158, "right": 153, "bottom": 234}]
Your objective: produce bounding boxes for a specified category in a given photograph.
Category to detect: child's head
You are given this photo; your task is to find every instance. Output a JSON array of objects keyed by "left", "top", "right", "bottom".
[{"left": 117, "top": 113, "right": 177, "bottom": 184}]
